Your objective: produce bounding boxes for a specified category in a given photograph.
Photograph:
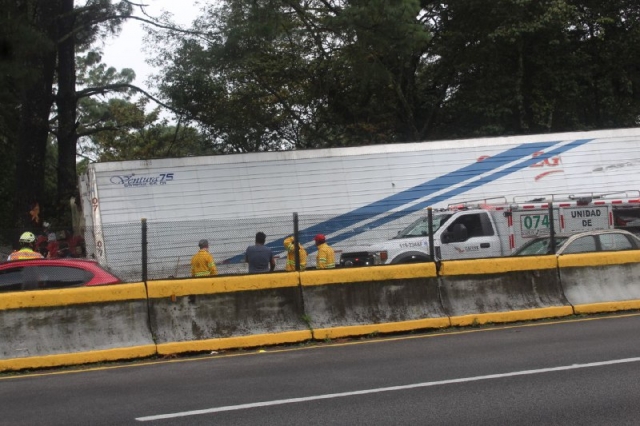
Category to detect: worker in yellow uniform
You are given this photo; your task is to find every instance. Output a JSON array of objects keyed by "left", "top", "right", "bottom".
[
  {"left": 314, "top": 234, "right": 335, "bottom": 269},
  {"left": 8, "top": 232, "right": 44, "bottom": 261},
  {"left": 284, "top": 236, "right": 307, "bottom": 271},
  {"left": 191, "top": 239, "right": 218, "bottom": 277}
]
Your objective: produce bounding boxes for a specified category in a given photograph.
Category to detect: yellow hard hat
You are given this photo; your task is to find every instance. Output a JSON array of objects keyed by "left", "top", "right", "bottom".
[{"left": 19, "top": 232, "right": 36, "bottom": 243}]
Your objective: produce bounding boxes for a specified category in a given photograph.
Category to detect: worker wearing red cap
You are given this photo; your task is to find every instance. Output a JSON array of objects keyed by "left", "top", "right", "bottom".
[{"left": 314, "top": 234, "right": 335, "bottom": 269}]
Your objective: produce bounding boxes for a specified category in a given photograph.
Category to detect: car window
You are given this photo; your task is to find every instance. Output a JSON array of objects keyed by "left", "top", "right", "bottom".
[
  {"left": 0, "top": 265, "right": 94, "bottom": 292},
  {"left": 514, "top": 236, "right": 569, "bottom": 255},
  {"left": 455, "top": 213, "right": 494, "bottom": 238},
  {"left": 35, "top": 266, "right": 94, "bottom": 289},
  {"left": 0, "top": 267, "right": 26, "bottom": 292},
  {"left": 598, "top": 233, "right": 634, "bottom": 251},
  {"left": 515, "top": 238, "right": 552, "bottom": 255},
  {"left": 563, "top": 236, "right": 597, "bottom": 254}
]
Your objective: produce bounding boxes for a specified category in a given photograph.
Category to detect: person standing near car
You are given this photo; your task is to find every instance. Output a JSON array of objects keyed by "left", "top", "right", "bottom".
[
  {"left": 35, "top": 222, "right": 50, "bottom": 256},
  {"left": 191, "top": 239, "right": 218, "bottom": 277},
  {"left": 314, "top": 234, "right": 335, "bottom": 269},
  {"left": 246, "top": 232, "right": 275, "bottom": 273},
  {"left": 8, "top": 232, "right": 45, "bottom": 261}
]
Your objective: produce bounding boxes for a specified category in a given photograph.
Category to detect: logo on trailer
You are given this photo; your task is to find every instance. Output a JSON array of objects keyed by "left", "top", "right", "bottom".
[
  {"left": 110, "top": 173, "right": 175, "bottom": 188},
  {"left": 477, "top": 151, "right": 563, "bottom": 181}
]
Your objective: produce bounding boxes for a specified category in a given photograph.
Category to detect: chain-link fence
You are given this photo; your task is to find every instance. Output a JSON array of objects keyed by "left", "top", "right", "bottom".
[
  {"left": 0, "top": 207, "right": 482, "bottom": 282},
  {"left": 131, "top": 211, "right": 429, "bottom": 281},
  {"left": 15, "top": 199, "right": 640, "bottom": 283},
  {"left": 144, "top": 215, "right": 294, "bottom": 280},
  {"left": 0, "top": 210, "right": 426, "bottom": 282}
]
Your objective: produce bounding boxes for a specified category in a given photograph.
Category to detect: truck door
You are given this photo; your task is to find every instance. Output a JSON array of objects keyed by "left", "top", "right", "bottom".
[{"left": 438, "top": 212, "right": 501, "bottom": 260}]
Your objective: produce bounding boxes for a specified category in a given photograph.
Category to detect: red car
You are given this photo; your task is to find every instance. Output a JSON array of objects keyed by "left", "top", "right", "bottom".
[{"left": 0, "top": 258, "right": 121, "bottom": 292}]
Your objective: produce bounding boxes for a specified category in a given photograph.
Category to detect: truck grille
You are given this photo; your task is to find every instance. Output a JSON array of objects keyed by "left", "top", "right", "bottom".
[{"left": 339, "top": 252, "right": 375, "bottom": 267}]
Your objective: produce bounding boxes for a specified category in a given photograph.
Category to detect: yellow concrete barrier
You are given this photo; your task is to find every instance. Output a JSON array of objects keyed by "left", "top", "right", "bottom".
[
  {"left": 147, "top": 273, "right": 310, "bottom": 354},
  {"left": 558, "top": 252, "right": 640, "bottom": 307},
  {"left": 439, "top": 256, "right": 570, "bottom": 318},
  {"left": 0, "top": 282, "right": 147, "bottom": 310},
  {"left": 439, "top": 256, "right": 557, "bottom": 276},
  {"left": 300, "top": 263, "right": 437, "bottom": 287},
  {"left": 0, "top": 283, "right": 155, "bottom": 372},
  {"left": 300, "top": 263, "right": 446, "bottom": 338}
]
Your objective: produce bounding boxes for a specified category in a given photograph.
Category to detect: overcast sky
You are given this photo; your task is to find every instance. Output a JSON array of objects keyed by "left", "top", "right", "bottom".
[{"left": 100, "top": 0, "right": 202, "bottom": 92}]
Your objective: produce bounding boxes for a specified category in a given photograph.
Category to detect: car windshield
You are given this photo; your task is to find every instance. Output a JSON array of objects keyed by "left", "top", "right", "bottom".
[
  {"left": 514, "top": 236, "right": 570, "bottom": 255},
  {"left": 394, "top": 213, "right": 453, "bottom": 239}
]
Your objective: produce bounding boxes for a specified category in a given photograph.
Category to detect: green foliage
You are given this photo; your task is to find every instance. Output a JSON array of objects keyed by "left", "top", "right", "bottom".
[
  {"left": 423, "top": 0, "right": 640, "bottom": 137},
  {"left": 75, "top": 54, "right": 213, "bottom": 162},
  {"left": 80, "top": 98, "right": 213, "bottom": 161},
  {"left": 150, "top": 0, "right": 640, "bottom": 151},
  {"left": 0, "top": 2, "right": 52, "bottom": 142},
  {"left": 3, "top": 0, "right": 640, "bottom": 234},
  {"left": 0, "top": 0, "right": 136, "bottom": 231},
  {"left": 74, "top": 0, "right": 133, "bottom": 49},
  {"left": 151, "top": 0, "right": 433, "bottom": 150},
  {"left": 76, "top": 50, "right": 136, "bottom": 89}
]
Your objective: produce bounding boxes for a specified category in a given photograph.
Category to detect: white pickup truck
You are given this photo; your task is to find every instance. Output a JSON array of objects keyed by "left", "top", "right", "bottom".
[{"left": 338, "top": 196, "right": 616, "bottom": 266}]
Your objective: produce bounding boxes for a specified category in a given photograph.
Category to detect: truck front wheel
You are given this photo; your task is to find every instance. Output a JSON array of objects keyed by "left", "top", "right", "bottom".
[{"left": 391, "top": 252, "right": 431, "bottom": 264}]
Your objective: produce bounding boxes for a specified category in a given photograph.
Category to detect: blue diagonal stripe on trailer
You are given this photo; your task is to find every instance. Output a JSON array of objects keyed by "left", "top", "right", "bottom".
[
  {"left": 226, "top": 138, "right": 592, "bottom": 262},
  {"left": 325, "top": 138, "right": 594, "bottom": 247}
]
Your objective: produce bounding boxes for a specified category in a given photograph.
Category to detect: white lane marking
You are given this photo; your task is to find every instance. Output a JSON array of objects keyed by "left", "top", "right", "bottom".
[{"left": 136, "top": 356, "right": 640, "bottom": 421}]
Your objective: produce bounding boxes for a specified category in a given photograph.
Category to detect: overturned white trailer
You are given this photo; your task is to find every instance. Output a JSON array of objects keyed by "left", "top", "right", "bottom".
[{"left": 78, "top": 127, "right": 640, "bottom": 280}]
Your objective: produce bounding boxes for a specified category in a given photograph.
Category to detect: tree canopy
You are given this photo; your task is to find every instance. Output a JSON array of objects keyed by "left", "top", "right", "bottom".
[
  {"left": 0, "top": 0, "right": 204, "bottom": 236},
  {"left": 153, "top": 0, "right": 640, "bottom": 148},
  {"left": 1, "top": 0, "right": 639, "bottom": 239}
]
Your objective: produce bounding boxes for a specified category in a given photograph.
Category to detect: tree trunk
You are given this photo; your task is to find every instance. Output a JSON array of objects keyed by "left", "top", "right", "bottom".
[
  {"left": 56, "top": 0, "right": 78, "bottom": 226},
  {"left": 13, "top": 0, "right": 59, "bottom": 231}
]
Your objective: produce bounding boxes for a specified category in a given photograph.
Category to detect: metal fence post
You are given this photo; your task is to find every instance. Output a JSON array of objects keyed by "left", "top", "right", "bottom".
[
  {"left": 428, "top": 207, "right": 434, "bottom": 261},
  {"left": 293, "top": 212, "right": 300, "bottom": 271},
  {"left": 141, "top": 218, "right": 148, "bottom": 282},
  {"left": 548, "top": 203, "right": 556, "bottom": 254}
]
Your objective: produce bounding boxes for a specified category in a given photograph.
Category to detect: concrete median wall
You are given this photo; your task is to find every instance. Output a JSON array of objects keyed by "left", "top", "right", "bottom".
[
  {"left": 7, "top": 251, "right": 640, "bottom": 372},
  {"left": 0, "top": 283, "right": 156, "bottom": 371},
  {"left": 439, "top": 257, "right": 573, "bottom": 326},
  {"left": 300, "top": 264, "right": 449, "bottom": 339},
  {"left": 147, "top": 273, "right": 311, "bottom": 355},
  {"left": 558, "top": 251, "right": 640, "bottom": 314}
]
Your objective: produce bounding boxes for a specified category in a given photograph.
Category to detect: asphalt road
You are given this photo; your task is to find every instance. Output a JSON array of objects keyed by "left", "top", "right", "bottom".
[{"left": 2, "top": 313, "right": 640, "bottom": 425}]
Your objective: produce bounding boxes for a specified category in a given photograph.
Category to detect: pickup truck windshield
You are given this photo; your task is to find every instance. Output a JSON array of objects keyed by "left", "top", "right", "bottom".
[{"left": 394, "top": 214, "right": 453, "bottom": 238}]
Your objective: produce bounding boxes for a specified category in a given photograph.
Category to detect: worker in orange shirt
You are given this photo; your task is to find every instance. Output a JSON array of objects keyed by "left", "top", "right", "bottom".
[
  {"left": 8, "top": 232, "right": 45, "bottom": 261},
  {"left": 191, "top": 239, "right": 218, "bottom": 277}
]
